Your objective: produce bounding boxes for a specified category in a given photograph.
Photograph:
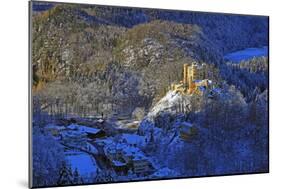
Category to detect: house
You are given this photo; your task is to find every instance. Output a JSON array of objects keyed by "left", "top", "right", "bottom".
[
  {"left": 103, "top": 144, "right": 128, "bottom": 174},
  {"left": 117, "top": 143, "right": 152, "bottom": 175},
  {"left": 120, "top": 134, "right": 146, "bottom": 147},
  {"left": 111, "top": 160, "right": 128, "bottom": 174},
  {"left": 103, "top": 139, "right": 153, "bottom": 175},
  {"left": 67, "top": 124, "right": 79, "bottom": 130},
  {"left": 66, "top": 124, "right": 106, "bottom": 139},
  {"left": 94, "top": 170, "right": 114, "bottom": 183},
  {"left": 45, "top": 124, "right": 65, "bottom": 136},
  {"left": 179, "top": 122, "right": 198, "bottom": 141},
  {"left": 132, "top": 155, "right": 152, "bottom": 176},
  {"left": 60, "top": 129, "right": 88, "bottom": 146},
  {"left": 79, "top": 126, "right": 106, "bottom": 139}
]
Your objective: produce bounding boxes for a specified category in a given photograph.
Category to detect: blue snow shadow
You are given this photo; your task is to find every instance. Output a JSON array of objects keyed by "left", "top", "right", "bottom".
[{"left": 224, "top": 46, "right": 268, "bottom": 63}]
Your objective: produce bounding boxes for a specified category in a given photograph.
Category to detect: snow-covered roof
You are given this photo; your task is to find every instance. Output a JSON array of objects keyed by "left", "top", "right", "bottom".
[
  {"left": 96, "top": 138, "right": 114, "bottom": 146},
  {"left": 66, "top": 124, "right": 102, "bottom": 135},
  {"left": 180, "top": 122, "right": 194, "bottom": 133},
  {"left": 180, "top": 122, "right": 193, "bottom": 127},
  {"left": 147, "top": 91, "right": 190, "bottom": 119},
  {"left": 67, "top": 124, "right": 78, "bottom": 130},
  {"left": 45, "top": 124, "right": 65, "bottom": 130},
  {"left": 112, "top": 160, "right": 126, "bottom": 167},
  {"left": 212, "top": 87, "right": 222, "bottom": 94},
  {"left": 60, "top": 129, "right": 87, "bottom": 138},
  {"left": 103, "top": 139, "right": 149, "bottom": 162},
  {"left": 97, "top": 119, "right": 104, "bottom": 123},
  {"left": 132, "top": 154, "right": 148, "bottom": 161},
  {"left": 84, "top": 142, "right": 98, "bottom": 154},
  {"left": 198, "top": 86, "right": 206, "bottom": 92},
  {"left": 121, "top": 145, "right": 147, "bottom": 160},
  {"left": 121, "top": 134, "right": 145, "bottom": 146},
  {"left": 79, "top": 126, "right": 101, "bottom": 134}
]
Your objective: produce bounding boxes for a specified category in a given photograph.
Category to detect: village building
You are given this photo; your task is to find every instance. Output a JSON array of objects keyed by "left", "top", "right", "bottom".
[
  {"left": 111, "top": 160, "right": 128, "bottom": 173},
  {"left": 179, "top": 122, "right": 198, "bottom": 141},
  {"left": 45, "top": 124, "right": 66, "bottom": 136},
  {"left": 94, "top": 170, "right": 114, "bottom": 183},
  {"left": 120, "top": 134, "right": 146, "bottom": 147},
  {"left": 131, "top": 155, "right": 152, "bottom": 175},
  {"left": 79, "top": 126, "right": 106, "bottom": 139},
  {"left": 60, "top": 129, "right": 88, "bottom": 147},
  {"left": 100, "top": 137, "right": 153, "bottom": 176},
  {"left": 66, "top": 124, "right": 106, "bottom": 139}
]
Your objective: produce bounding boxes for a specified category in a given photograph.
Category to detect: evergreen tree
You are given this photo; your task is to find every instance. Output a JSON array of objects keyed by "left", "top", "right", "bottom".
[
  {"left": 57, "top": 163, "right": 74, "bottom": 185},
  {"left": 73, "top": 168, "right": 83, "bottom": 184}
]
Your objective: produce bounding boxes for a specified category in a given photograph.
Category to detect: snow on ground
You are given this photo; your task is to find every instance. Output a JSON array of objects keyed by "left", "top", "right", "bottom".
[
  {"left": 151, "top": 167, "right": 179, "bottom": 178},
  {"left": 115, "top": 120, "right": 140, "bottom": 130},
  {"left": 67, "top": 124, "right": 79, "bottom": 130},
  {"left": 147, "top": 91, "right": 190, "bottom": 120},
  {"left": 65, "top": 124, "right": 102, "bottom": 137},
  {"left": 60, "top": 129, "right": 87, "bottom": 140},
  {"left": 84, "top": 142, "right": 99, "bottom": 155},
  {"left": 112, "top": 160, "right": 126, "bottom": 166},
  {"left": 45, "top": 124, "right": 66, "bottom": 131},
  {"left": 121, "top": 133, "right": 146, "bottom": 147},
  {"left": 65, "top": 151, "right": 98, "bottom": 177},
  {"left": 79, "top": 125, "right": 101, "bottom": 134},
  {"left": 224, "top": 46, "right": 268, "bottom": 63}
]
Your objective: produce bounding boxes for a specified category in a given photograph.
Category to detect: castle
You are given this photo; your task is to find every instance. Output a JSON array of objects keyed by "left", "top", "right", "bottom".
[{"left": 171, "top": 62, "right": 217, "bottom": 95}]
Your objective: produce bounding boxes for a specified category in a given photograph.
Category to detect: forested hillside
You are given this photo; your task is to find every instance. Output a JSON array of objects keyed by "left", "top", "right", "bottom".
[
  {"left": 32, "top": 3, "right": 268, "bottom": 117},
  {"left": 80, "top": 4, "right": 269, "bottom": 53},
  {"left": 32, "top": 4, "right": 221, "bottom": 117}
]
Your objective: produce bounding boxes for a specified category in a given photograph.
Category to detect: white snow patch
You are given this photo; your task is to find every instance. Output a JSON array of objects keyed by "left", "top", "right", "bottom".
[
  {"left": 121, "top": 133, "right": 146, "bottom": 147},
  {"left": 151, "top": 167, "right": 179, "bottom": 178},
  {"left": 147, "top": 91, "right": 190, "bottom": 119},
  {"left": 65, "top": 151, "right": 98, "bottom": 177}
]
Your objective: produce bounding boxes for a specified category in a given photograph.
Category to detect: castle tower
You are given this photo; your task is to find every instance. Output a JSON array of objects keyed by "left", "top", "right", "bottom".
[
  {"left": 183, "top": 64, "right": 189, "bottom": 87},
  {"left": 192, "top": 63, "right": 198, "bottom": 80},
  {"left": 187, "top": 63, "right": 195, "bottom": 94},
  {"left": 202, "top": 63, "right": 207, "bottom": 79}
]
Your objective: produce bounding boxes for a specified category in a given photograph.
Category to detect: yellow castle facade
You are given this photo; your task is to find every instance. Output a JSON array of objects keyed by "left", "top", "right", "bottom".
[{"left": 171, "top": 62, "right": 217, "bottom": 95}]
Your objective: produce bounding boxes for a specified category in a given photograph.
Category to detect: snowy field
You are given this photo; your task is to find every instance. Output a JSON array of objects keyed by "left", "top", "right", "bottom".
[
  {"left": 224, "top": 46, "right": 268, "bottom": 63},
  {"left": 65, "top": 151, "right": 98, "bottom": 177}
]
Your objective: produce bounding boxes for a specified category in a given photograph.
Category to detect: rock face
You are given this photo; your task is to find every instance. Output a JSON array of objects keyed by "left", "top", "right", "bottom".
[{"left": 132, "top": 107, "right": 146, "bottom": 121}]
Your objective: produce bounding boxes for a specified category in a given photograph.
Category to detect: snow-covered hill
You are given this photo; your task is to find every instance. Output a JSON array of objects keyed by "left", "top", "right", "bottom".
[
  {"left": 138, "top": 91, "right": 191, "bottom": 150},
  {"left": 146, "top": 91, "right": 191, "bottom": 120}
]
